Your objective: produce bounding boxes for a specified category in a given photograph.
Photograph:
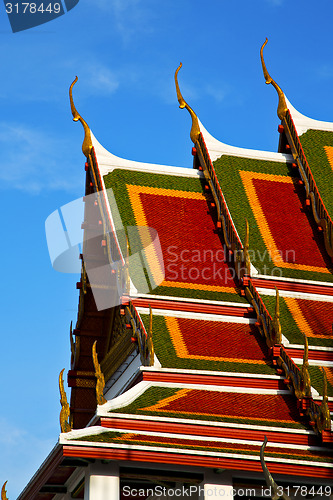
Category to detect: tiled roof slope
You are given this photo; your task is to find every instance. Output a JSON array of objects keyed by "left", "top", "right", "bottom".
[
  {"left": 211, "top": 152, "right": 332, "bottom": 283},
  {"left": 103, "top": 168, "right": 245, "bottom": 303},
  {"left": 261, "top": 293, "right": 333, "bottom": 348},
  {"left": 285, "top": 100, "right": 333, "bottom": 218},
  {"left": 138, "top": 309, "right": 274, "bottom": 374},
  {"left": 274, "top": 100, "right": 333, "bottom": 263}
]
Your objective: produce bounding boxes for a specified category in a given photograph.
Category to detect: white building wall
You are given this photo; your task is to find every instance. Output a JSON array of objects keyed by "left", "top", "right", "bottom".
[{"left": 84, "top": 461, "right": 119, "bottom": 500}]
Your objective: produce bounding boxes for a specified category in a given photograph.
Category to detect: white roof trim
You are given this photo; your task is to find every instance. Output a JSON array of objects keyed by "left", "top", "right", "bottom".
[
  {"left": 256, "top": 288, "right": 333, "bottom": 303},
  {"left": 98, "top": 380, "right": 290, "bottom": 414},
  {"left": 96, "top": 411, "right": 314, "bottom": 434},
  {"left": 286, "top": 97, "right": 333, "bottom": 136},
  {"left": 91, "top": 131, "right": 203, "bottom": 178},
  {"left": 60, "top": 426, "right": 325, "bottom": 452},
  {"left": 137, "top": 293, "right": 248, "bottom": 307},
  {"left": 140, "top": 366, "right": 283, "bottom": 380},
  {"left": 136, "top": 306, "right": 256, "bottom": 324},
  {"left": 198, "top": 120, "right": 293, "bottom": 163}
]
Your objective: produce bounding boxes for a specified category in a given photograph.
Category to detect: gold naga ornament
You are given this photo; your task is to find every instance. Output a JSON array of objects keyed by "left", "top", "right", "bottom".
[
  {"left": 268, "top": 287, "right": 282, "bottom": 346},
  {"left": 69, "top": 76, "right": 93, "bottom": 157},
  {"left": 320, "top": 367, "right": 331, "bottom": 430},
  {"left": 298, "top": 333, "right": 312, "bottom": 398},
  {"left": 174, "top": 63, "right": 200, "bottom": 144},
  {"left": 59, "top": 368, "right": 72, "bottom": 433},
  {"left": 1, "top": 482, "right": 8, "bottom": 500},
  {"left": 260, "top": 38, "right": 288, "bottom": 120},
  {"left": 92, "top": 341, "right": 107, "bottom": 405},
  {"left": 243, "top": 219, "right": 251, "bottom": 276},
  {"left": 147, "top": 305, "right": 154, "bottom": 367}
]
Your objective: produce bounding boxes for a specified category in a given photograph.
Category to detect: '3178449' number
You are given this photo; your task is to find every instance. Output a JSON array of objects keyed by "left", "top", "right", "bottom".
[{"left": 5, "top": 3, "right": 61, "bottom": 14}]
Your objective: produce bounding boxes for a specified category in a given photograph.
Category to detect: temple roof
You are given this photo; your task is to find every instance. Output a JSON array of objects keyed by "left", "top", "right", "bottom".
[{"left": 18, "top": 60, "right": 333, "bottom": 499}]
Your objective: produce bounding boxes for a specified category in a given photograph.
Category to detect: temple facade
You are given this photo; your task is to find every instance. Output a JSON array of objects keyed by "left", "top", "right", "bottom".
[{"left": 15, "top": 40, "right": 333, "bottom": 500}]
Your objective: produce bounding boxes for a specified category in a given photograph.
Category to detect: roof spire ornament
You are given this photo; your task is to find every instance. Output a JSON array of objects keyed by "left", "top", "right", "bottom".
[
  {"left": 260, "top": 38, "right": 288, "bottom": 120},
  {"left": 69, "top": 76, "right": 93, "bottom": 157},
  {"left": 175, "top": 63, "right": 200, "bottom": 144}
]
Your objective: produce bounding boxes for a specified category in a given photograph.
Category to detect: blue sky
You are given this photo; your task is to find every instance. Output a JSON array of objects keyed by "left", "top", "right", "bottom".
[{"left": 1, "top": 0, "right": 333, "bottom": 496}]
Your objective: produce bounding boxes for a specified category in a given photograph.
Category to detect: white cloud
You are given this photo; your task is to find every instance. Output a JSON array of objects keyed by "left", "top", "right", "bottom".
[
  {"left": 0, "top": 418, "right": 55, "bottom": 499},
  {"left": 265, "top": 0, "right": 284, "bottom": 5},
  {"left": 85, "top": 64, "right": 120, "bottom": 95},
  {"left": 205, "top": 83, "right": 228, "bottom": 103},
  {"left": 316, "top": 64, "right": 333, "bottom": 81},
  {"left": 92, "top": 0, "right": 155, "bottom": 43}
]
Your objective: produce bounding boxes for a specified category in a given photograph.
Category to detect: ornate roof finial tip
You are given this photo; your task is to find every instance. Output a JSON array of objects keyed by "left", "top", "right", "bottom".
[
  {"left": 260, "top": 38, "right": 271, "bottom": 85},
  {"left": 174, "top": 62, "right": 200, "bottom": 143},
  {"left": 259, "top": 38, "right": 288, "bottom": 120},
  {"left": 175, "top": 62, "right": 185, "bottom": 109},
  {"left": 1, "top": 482, "right": 8, "bottom": 500},
  {"left": 69, "top": 76, "right": 79, "bottom": 122}
]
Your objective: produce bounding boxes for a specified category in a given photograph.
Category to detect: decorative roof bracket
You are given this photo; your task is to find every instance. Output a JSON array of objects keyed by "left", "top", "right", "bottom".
[
  {"left": 175, "top": 63, "right": 200, "bottom": 144},
  {"left": 69, "top": 76, "right": 93, "bottom": 157},
  {"left": 260, "top": 38, "right": 288, "bottom": 120}
]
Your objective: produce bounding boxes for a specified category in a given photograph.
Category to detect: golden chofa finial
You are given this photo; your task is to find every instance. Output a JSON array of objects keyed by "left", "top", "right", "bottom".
[
  {"left": 69, "top": 76, "right": 93, "bottom": 157},
  {"left": 272, "top": 287, "right": 282, "bottom": 344},
  {"left": 320, "top": 367, "right": 331, "bottom": 430},
  {"left": 59, "top": 369, "right": 72, "bottom": 433},
  {"left": 175, "top": 63, "right": 200, "bottom": 144},
  {"left": 260, "top": 38, "right": 288, "bottom": 120},
  {"left": 1, "top": 481, "right": 8, "bottom": 500}
]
